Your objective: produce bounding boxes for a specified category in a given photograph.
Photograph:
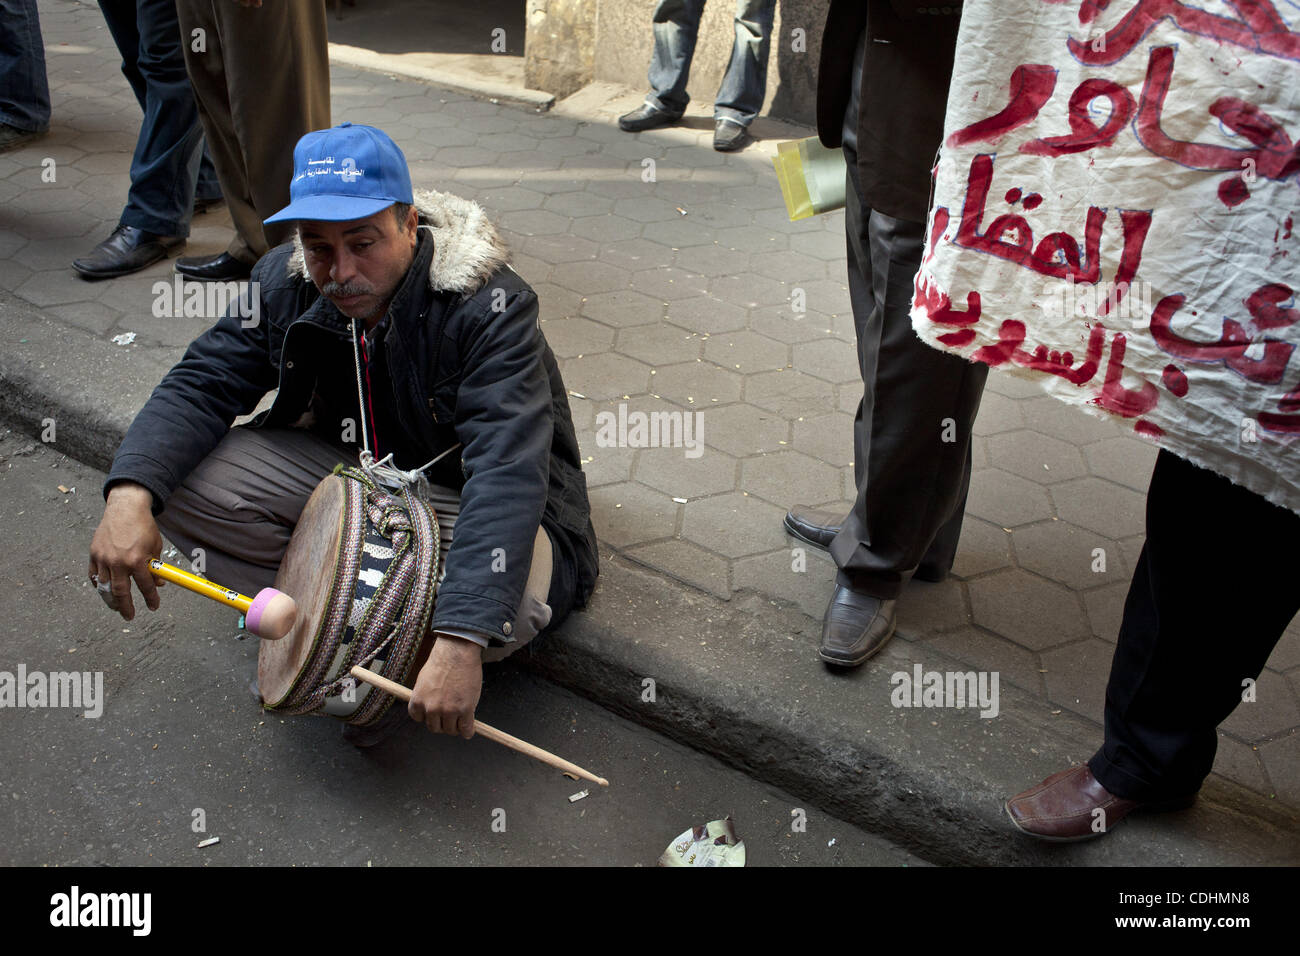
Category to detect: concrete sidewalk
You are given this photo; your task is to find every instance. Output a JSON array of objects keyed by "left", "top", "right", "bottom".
[{"left": 2, "top": 0, "right": 1297, "bottom": 864}]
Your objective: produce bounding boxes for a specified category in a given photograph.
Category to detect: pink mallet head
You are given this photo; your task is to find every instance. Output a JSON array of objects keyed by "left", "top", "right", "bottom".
[{"left": 245, "top": 587, "right": 299, "bottom": 641}]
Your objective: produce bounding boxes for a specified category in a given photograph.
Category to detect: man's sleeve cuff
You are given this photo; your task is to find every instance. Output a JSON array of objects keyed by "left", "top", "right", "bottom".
[{"left": 433, "top": 626, "right": 493, "bottom": 649}]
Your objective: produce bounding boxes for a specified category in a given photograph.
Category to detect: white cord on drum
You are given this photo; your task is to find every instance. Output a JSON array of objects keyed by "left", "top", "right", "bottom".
[{"left": 350, "top": 316, "right": 461, "bottom": 496}]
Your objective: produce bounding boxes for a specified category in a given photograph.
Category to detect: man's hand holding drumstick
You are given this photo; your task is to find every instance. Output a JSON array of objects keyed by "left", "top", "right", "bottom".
[
  {"left": 88, "top": 482, "right": 163, "bottom": 621},
  {"left": 408, "top": 634, "right": 483, "bottom": 739}
]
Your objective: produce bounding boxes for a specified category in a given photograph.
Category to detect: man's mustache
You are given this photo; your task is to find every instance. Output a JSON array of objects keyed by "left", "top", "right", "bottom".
[{"left": 320, "top": 280, "right": 374, "bottom": 298}]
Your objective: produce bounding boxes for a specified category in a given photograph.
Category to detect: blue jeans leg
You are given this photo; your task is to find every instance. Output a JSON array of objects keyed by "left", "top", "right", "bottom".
[
  {"left": 646, "top": 0, "right": 706, "bottom": 116},
  {"left": 714, "top": 0, "right": 775, "bottom": 126},
  {"left": 0, "top": 0, "right": 51, "bottom": 132},
  {"left": 98, "top": 0, "right": 204, "bottom": 237}
]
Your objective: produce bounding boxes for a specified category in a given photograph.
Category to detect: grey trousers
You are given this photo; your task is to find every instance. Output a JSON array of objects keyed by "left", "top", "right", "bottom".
[
  {"left": 829, "top": 155, "right": 989, "bottom": 599},
  {"left": 156, "top": 426, "right": 554, "bottom": 662}
]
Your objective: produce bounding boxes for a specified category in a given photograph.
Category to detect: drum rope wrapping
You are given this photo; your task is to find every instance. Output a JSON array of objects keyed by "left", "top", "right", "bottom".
[{"left": 275, "top": 465, "right": 441, "bottom": 723}]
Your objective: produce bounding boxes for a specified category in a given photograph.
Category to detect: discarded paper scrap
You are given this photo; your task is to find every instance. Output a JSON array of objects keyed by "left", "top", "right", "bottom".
[{"left": 658, "top": 816, "right": 746, "bottom": 867}]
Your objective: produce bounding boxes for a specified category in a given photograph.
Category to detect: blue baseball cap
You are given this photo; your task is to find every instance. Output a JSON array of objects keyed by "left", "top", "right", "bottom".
[{"left": 264, "top": 122, "right": 414, "bottom": 224}]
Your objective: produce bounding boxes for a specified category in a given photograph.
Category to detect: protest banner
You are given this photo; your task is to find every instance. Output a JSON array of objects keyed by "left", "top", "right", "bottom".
[{"left": 911, "top": 1, "right": 1300, "bottom": 513}]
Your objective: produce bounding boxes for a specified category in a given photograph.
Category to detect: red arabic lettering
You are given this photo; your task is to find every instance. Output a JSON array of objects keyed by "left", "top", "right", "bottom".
[
  {"left": 1064, "top": 0, "right": 1300, "bottom": 67},
  {"left": 1095, "top": 331, "right": 1161, "bottom": 416},
  {"left": 1148, "top": 286, "right": 1297, "bottom": 384},
  {"left": 1022, "top": 78, "right": 1136, "bottom": 155},
  {"left": 971, "top": 318, "right": 1107, "bottom": 385},
  {"left": 948, "top": 65, "right": 1059, "bottom": 147}
]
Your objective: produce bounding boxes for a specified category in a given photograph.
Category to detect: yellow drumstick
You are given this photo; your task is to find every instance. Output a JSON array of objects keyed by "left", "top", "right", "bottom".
[{"left": 144, "top": 560, "right": 298, "bottom": 641}]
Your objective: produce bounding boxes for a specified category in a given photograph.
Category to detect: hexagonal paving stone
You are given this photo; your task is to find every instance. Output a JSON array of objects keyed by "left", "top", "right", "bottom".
[
  {"left": 612, "top": 196, "right": 683, "bottom": 223},
  {"left": 532, "top": 282, "right": 582, "bottom": 320},
  {"left": 791, "top": 277, "right": 852, "bottom": 317},
  {"left": 634, "top": 441, "right": 736, "bottom": 499},
  {"left": 894, "top": 577, "right": 969, "bottom": 635},
  {"left": 672, "top": 243, "right": 750, "bottom": 278},
  {"left": 579, "top": 440, "right": 635, "bottom": 488},
  {"left": 966, "top": 468, "right": 1055, "bottom": 527},
  {"left": 588, "top": 481, "right": 679, "bottom": 548},
  {"left": 624, "top": 538, "right": 731, "bottom": 600},
  {"left": 1041, "top": 639, "right": 1112, "bottom": 723},
  {"left": 1211, "top": 734, "right": 1274, "bottom": 795},
  {"left": 1080, "top": 580, "right": 1128, "bottom": 642},
  {"left": 599, "top": 238, "right": 672, "bottom": 271},
  {"left": 663, "top": 294, "right": 748, "bottom": 334},
  {"left": 986, "top": 429, "right": 1088, "bottom": 484},
  {"left": 630, "top": 265, "right": 709, "bottom": 301},
  {"left": 539, "top": 316, "right": 614, "bottom": 359},
  {"left": 698, "top": 403, "right": 789, "bottom": 457},
  {"left": 522, "top": 233, "right": 600, "bottom": 263},
  {"left": 748, "top": 303, "right": 831, "bottom": 344},
  {"left": 1021, "top": 394, "right": 1122, "bottom": 444},
  {"left": 682, "top": 491, "right": 788, "bottom": 558},
  {"left": 714, "top": 224, "right": 789, "bottom": 254},
  {"left": 1221, "top": 669, "right": 1300, "bottom": 742},
  {"left": 918, "top": 625, "right": 1045, "bottom": 693},
  {"left": 1084, "top": 436, "right": 1159, "bottom": 493},
  {"left": 1257, "top": 733, "right": 1300, "bottom": 807},
  {"left": 615, "top": 323, "right": 701, "bottom": 366},
  {"left": 478, "top": 185, "right": 547, "bottom": 212},
  {"left": 791, "top": 413, "right": 854, "bottom": 467},
  {"left": 1010, "top": 519, "right": 1127, "bottom": 591},
  {"left": 569, "top": 214, "right": 642, "bottom": 244},
  {"left": 745, "top": 367, "right": 837, "bottom": 419},
  {"left": 562, "top": 352, "right": 652, "bottom": 401},
  {"left": 499, "top": 208, "right": 571, "bottom": 237},
  {"left": 732, "top": 547, "right": 836, "bottom": 619},
  {"left": 792, "top": 337, "right": 861, "bottom": 385},
  {"left": 971, "top": 391, "right": 1026, "bottom": 436},
  {"left": 1052, "top": 476, "right": 1146, "bottom": 539},
  {"left": 549, "top": 259, "right": 629, "bottom": 296},
  {"left": 750, "top": 249, "right": 829, "bottom": 285},
  {"left": 642, "top": 218, "right": 716, "bottom": 248},
  {"left": 742, "top": 451, "right": 840, "bottom": 507},
  {"left": 950, "top": 518, "right": 1014, "bottom": 579},
  {"left": 702, "top": 330, "right": 788, "bottom": 372},
  {"left": 789, "top": 229, "right": 847, "bottom": 261},
  {"left": 968, "top": 568, "right": 1091, "bottom": 650},
  {"left": 648, "top": 359, "right": 742, "bottom": 406},
  {"left": 545, "top": 192, "right": 614, "bottom": 218},
  {"left": 581, "top": 288, "right": 664, "bottom": 328},
  {"left": 710, "top": 272, "right": 791, "bottom": 308}
]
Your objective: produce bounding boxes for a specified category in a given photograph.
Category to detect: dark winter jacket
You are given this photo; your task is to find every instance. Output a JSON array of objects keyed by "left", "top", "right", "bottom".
[{"left": 105, "top": 188, "right": 598, "bottom": 645}]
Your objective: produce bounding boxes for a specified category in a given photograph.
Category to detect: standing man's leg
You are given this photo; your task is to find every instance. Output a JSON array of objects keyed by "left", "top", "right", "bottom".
[
  {"left": 175, "top": 0, "right": 330, "bottom": 279},
  {"left": 619, "top": 0, "right": 706, "bottom": 131},
  {"left": 711, "top": 0, "right": 776, "bottom": 150},
  {"left": 76, "top": 0, "right": 203, "bottom": 279},
  {"left": 1007, "top": 450, "right": 1300, "bottom": 839},
  {"left": 818, "top": 150, "right": 987, "bottom": 667},
  {"left": 0, "top": 0, "right": 51, "bottom": 150}
]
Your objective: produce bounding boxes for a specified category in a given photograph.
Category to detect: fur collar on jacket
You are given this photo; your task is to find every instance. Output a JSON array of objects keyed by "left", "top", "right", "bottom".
[{"left": 286, "top": 187, "right": 510, "bottom": 297}]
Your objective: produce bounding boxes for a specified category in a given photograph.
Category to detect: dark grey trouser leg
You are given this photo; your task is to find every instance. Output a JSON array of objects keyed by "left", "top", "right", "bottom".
[
  {"left": 829, "top": 163, "right": 988, "bottom": 599},
  {"left": 157, "top": 426, "right": 555, "bottom": 658}
]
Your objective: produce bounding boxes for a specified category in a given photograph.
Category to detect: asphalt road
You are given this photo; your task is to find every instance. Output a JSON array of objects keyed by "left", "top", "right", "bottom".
[{"left": 0, "top": 427, "right": 921, "bottom": 867}]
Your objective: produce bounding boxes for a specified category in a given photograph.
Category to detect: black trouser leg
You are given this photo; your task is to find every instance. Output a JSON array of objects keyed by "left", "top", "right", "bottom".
[{"left": 1089, "top": 450, "right": 1300, "bottom": 801}]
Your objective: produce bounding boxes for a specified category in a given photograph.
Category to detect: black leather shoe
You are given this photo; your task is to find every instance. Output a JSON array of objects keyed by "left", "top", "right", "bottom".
[
  {"left": 713, "top": 119, "right": 749, "bottom": 151},
  {"left": 618, "top": 103, "right": 682, "bottom": 132},
  {"left": 73, "top": 224, "right": 184, "bottom": 280},
  {"left": 0, "top": 123, "right": 45, "bottom": 154},
  {"left": 820, "top": 584, "right": 897, "bottom": 667},
  {"left": 784, "top": 505, "right": 842, "bottom": 551},
  {"left": 175, "top": 251, "right": 253, "bottom": 281},
  {"left": 193, "top": 195, "right": 224, "bottom": 215}
]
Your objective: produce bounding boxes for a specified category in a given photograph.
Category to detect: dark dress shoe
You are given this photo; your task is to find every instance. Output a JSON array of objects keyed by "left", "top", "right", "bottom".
[
  {"left": 618, "top": 103, "right": 682, "bottom": 132},
  {"left": 713, "top": 119, "right": 749, "bottom": 151},
  {"left": 73, "top": 224, "right": 183, "bottom": 280},
  {"left": 820, "top": 584, "right": 897, "bottom": 667},
  {"left": 175, "top": 251, "right": 254, "bottom": 281},
  {"left": 1005, "top": 765, "right": 1196, "bottom": 842},
  {"left": 0, "top": 123, "right": 45, "bottom": 154},
  {"left": 193, "top": 195, "right": 225, "bottom": 215},
  {"left": 784, "top": 505, "right": 843, "bottom": 550}
]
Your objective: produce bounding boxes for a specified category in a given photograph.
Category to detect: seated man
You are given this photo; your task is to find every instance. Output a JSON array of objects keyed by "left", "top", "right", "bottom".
[{"left": 88, "top": 123, "right": 600, "bottom": 744}]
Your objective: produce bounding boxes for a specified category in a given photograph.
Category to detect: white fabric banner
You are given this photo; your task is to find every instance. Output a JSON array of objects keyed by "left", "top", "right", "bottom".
[{"left": 911, "top": 1, "right": 1300, "bottom": 513}]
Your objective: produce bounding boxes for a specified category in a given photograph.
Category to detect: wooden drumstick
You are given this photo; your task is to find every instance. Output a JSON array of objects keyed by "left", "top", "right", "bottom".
[
  {"left": 349, "top": 665, "right": 610, "bottom": 788},
  {"left": 147, "top": 560, "right": 298, "bottom": 641}
]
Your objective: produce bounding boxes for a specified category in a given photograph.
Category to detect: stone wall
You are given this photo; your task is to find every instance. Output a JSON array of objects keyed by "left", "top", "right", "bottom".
[{"left": 525, "top": 0, "right": 598, "bottom": 100}]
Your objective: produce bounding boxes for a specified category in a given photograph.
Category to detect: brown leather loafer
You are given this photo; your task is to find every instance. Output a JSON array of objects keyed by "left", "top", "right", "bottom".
[{"left": 1005, "top": 765, "right": 1195, "bottom": 842}]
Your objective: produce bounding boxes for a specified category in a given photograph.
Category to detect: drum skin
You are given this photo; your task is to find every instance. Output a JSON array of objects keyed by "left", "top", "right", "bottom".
[{"left": 258, "top": 475, "right": 346, "bottom": 707}]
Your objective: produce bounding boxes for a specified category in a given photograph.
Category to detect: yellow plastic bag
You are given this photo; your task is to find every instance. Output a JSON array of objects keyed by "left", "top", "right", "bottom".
[{"left": 772, "top": 136, "right": 847, "bottom": 220}]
